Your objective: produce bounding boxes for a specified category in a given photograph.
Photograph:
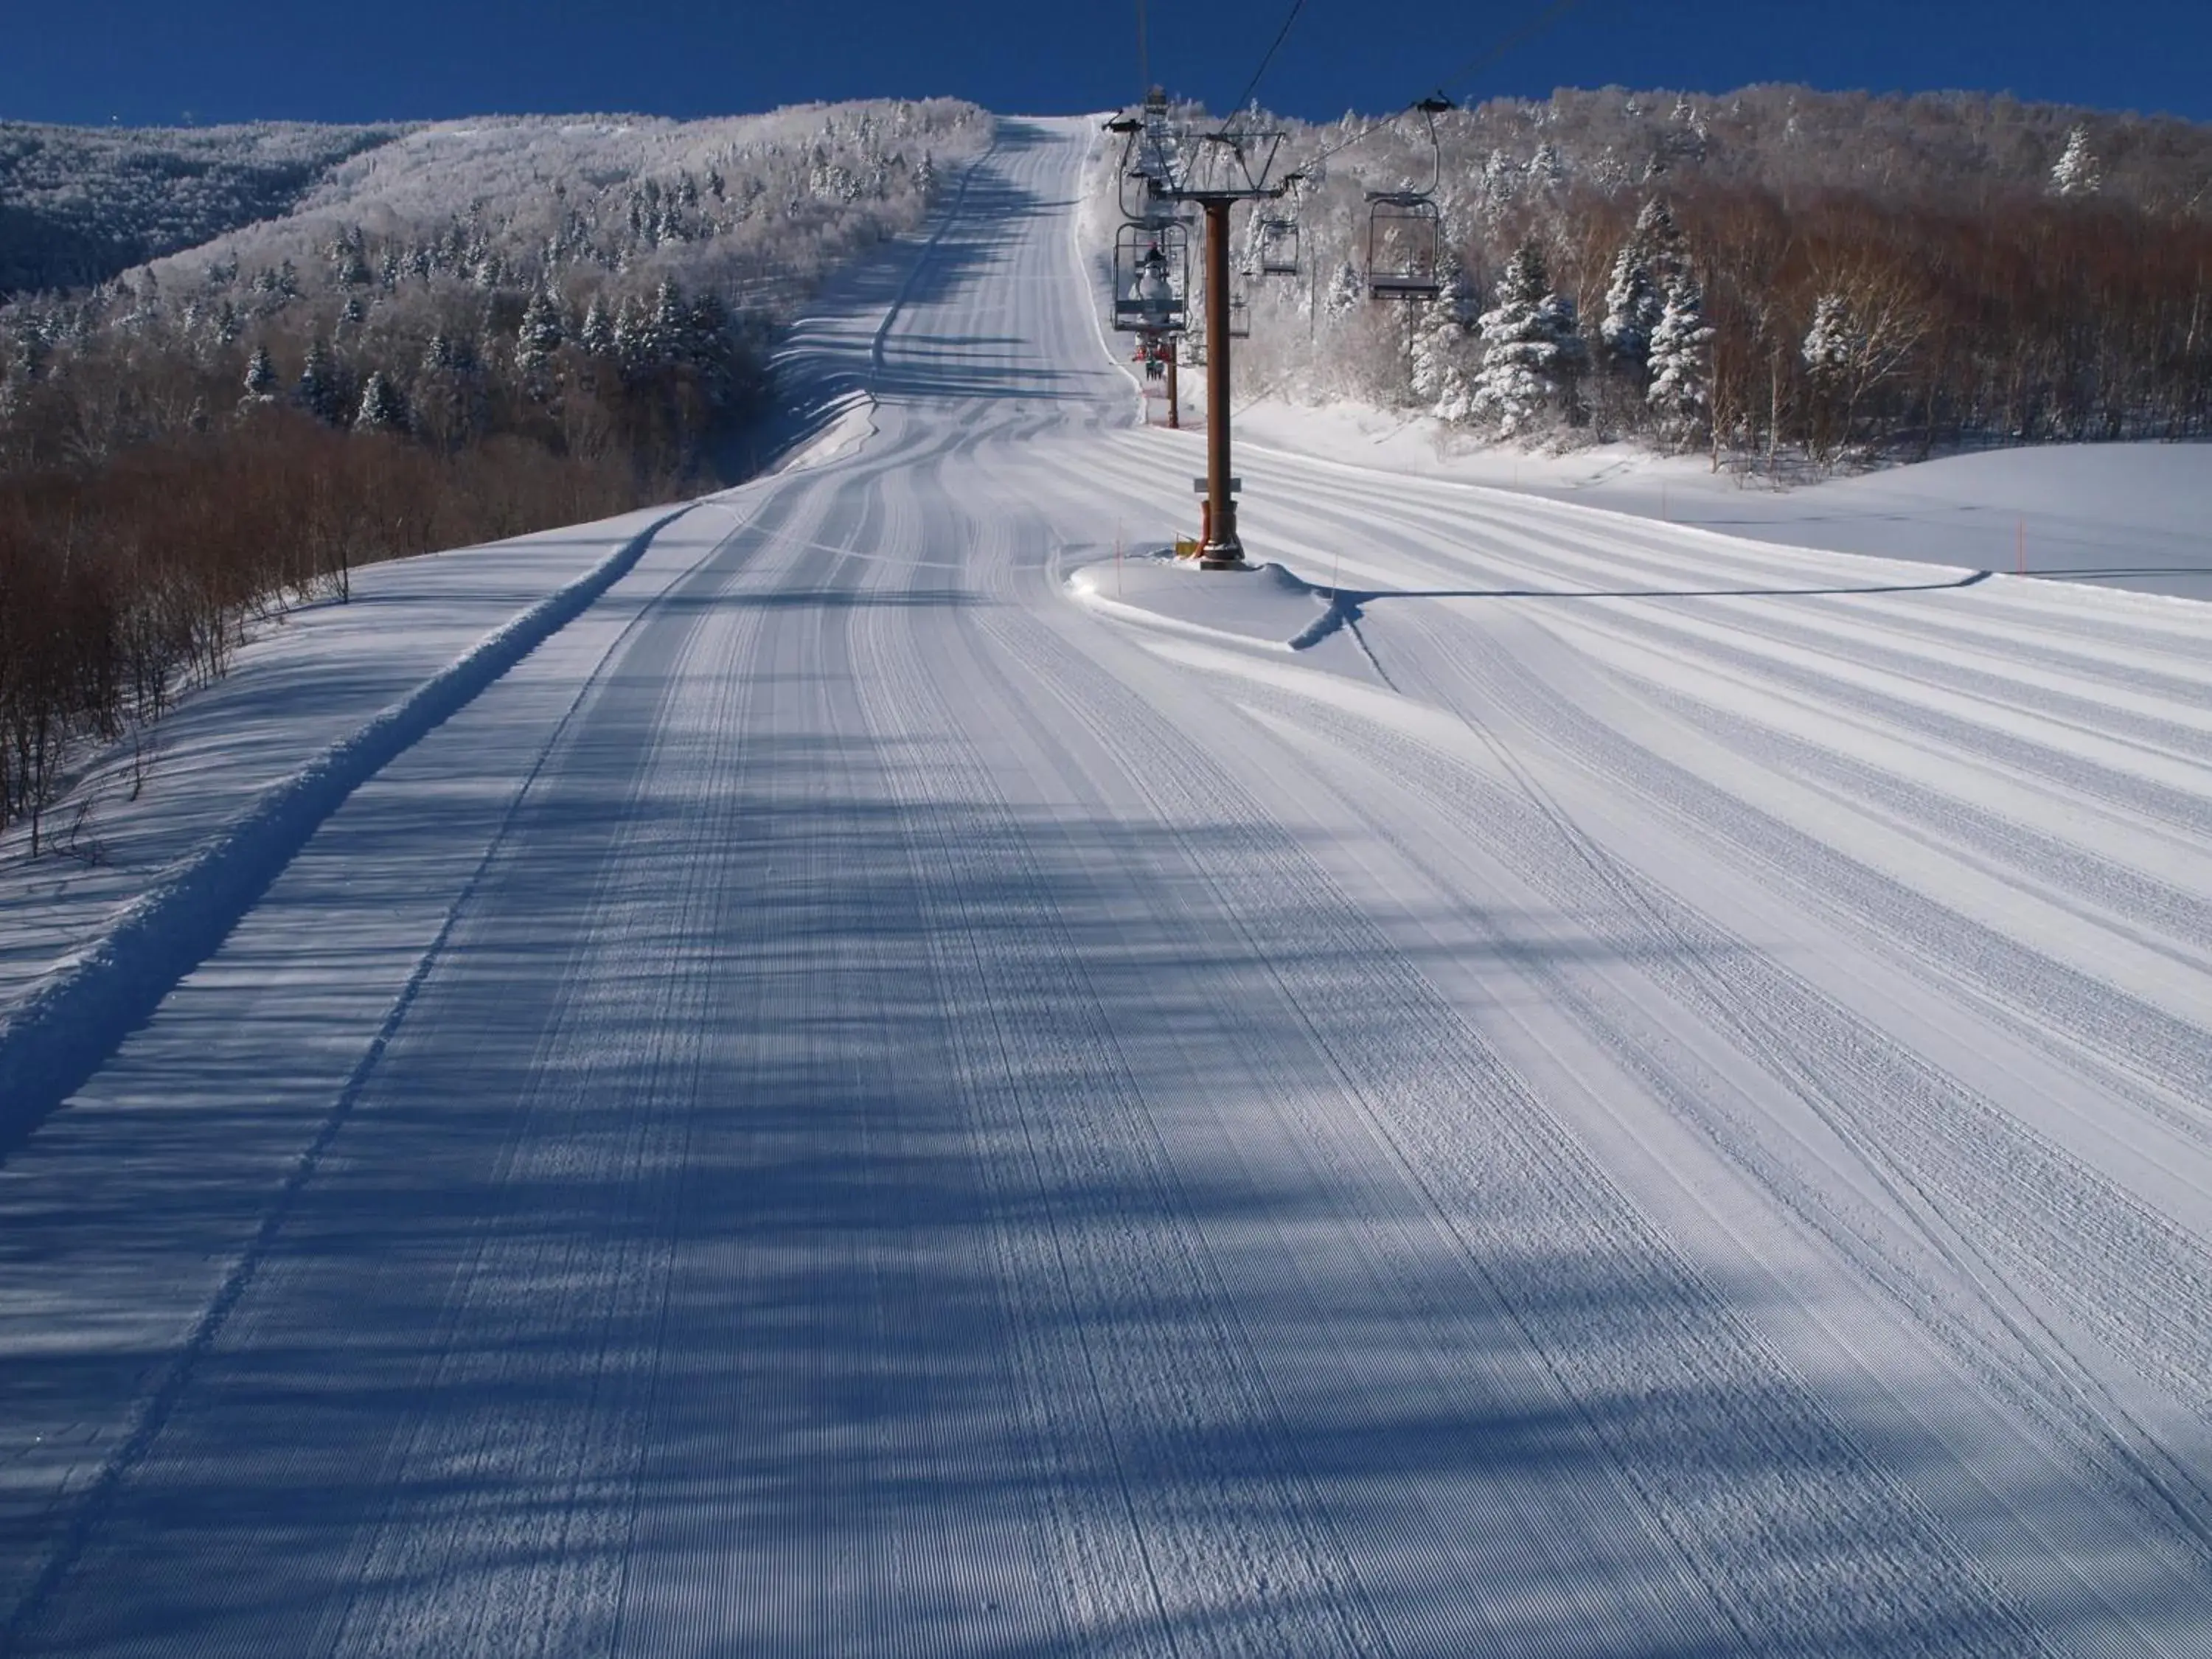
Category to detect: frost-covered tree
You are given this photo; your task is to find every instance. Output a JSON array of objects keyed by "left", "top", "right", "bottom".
[
  {"left": 1409, "top": 258, "right": 1479, "bottom": 422},
  {"left": 1600, "top": 240, "right": 1659, "bottom": 368},
  {"left": 295, "top": 335, "right": 344, "bottom": 423},
  {"left": 515, "top": 288, "right": 565, "bottom": 399},
  {"left": 1600, "top": 199, "right": 1680, "bottom": 373},
  {"left": 579, "top": 295, "right": 616, "bottom": 357},
  {"left": 2051, "top": 125, "right": 2101, "bottom": 196},
  {"left": 240, "top": 344, "right": 277, "bottom": 401},
  {"left": 354, "top": 370, "right": 407, "bottom": 433},
  {"left": 1646, "top": 274, "right": 1715, "bottom": 447},
  {"left": 1324, "top": 258, "right": 1364, "bottom": 319},
  {"left": 1798, "top": 270, "right": 1927, "bottom": 460},
  {"left": 1470, "top": 241, "right": 1577, "bottom": 437},
  {"left": 1801, "top": 292, "right": 1861, "bottom": 386}
]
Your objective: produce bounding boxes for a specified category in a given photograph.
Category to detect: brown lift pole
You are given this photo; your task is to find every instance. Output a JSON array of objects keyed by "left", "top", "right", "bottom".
[
  {"left": 1165, "top": 342, "right": 1179, "bottom": 429},
  {"left": 1198, "top": 196, "right": 1240, "bottom": 568},
  {"left": 1112, "top": 97, "right": 1287, "bottom": 568}
]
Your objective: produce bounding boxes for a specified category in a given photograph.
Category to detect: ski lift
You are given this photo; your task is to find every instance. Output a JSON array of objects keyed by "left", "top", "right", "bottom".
[
  {"left": 1228, "top": 290, "right": 1252, "bottom": 339},
  {"left": 1256, "top": 215, "right": 1301, "bottom": 277},
  {"left": 1366, "top": 194, "right": 1443, "bottom": 300},
  {"left": 1108, "top": 93, "right": 1181, "bottom": 220},
  {"left": 1366, "top": 94, "right": 1453, "bottom": 301},
  {"left": 1112, "top": 220, "right": 1189, "bottom": 333}
]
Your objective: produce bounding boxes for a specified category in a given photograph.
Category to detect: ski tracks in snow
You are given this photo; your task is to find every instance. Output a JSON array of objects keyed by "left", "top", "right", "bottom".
[{"left": 8, "top": 114, "right": 2212, "bottom": 1659}]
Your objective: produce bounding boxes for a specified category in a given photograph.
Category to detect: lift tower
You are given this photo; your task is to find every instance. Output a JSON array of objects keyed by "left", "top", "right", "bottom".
[{"left": 1111, "top": 94, "right": 1293, "bottom": 568}]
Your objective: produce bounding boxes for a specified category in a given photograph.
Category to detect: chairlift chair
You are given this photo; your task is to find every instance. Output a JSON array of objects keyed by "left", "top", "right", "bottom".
[
  {"left": 1228, "top": 291, "right": 1252, "bottom": 340},
  {"left": 1256, "top": 215, "right": 1301, "bottom": 277},
  {"left": 1365, "top": 192, "right": 1443, "bottom": 300},
  {"left": 1111, "top": 220, "right": 1189, "bottom": 334},
  {"left": 1363, "top": 94, "right": 1453, "bottom": 302}
]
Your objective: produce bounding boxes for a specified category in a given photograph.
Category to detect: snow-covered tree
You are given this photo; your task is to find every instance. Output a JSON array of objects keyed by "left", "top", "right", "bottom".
[
  {"left": 1600, "top": 240, "right": 1660, "bottom": 368},
  {"left": 240, "top": 344, "right": 277, "bottom": 402},
  {"left": 354, "top": 370, "right": 407, "bottom": 433},
  {"left": 1470, "top": 242, "right": 1577, "bottom": 437},
  {"left": 1324, "top": 258, "right": 1364, "bottom": 320},
  {"left": 579, "top": 295, "right": 616, "bottom": 357},
  {"left": 295, "top": 335, "right": 344, "bottom": 423},
  {"left": 2051, "top": 125, "right": 2101, "bottom": 196},
  {"left": 1646, "top": 274, "right": 1715, "bottom": 446},
  {"left": 515, "top": 288, "right": 565, "bottom": 399},
  {"left": 1801, "top": 292, "right": 1861, "bottom": 385},
  {"left": 1409, "top": 257, "right": 1479, "bottom": 422}
]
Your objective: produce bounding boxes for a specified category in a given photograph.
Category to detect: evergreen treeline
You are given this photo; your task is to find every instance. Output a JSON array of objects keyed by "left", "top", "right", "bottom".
[
  {"left": 0, "top": 100, "right": 988, "bottom": 855},
  {"left": 1207, "top": 85, "right": 2212, "bottom": 462}
]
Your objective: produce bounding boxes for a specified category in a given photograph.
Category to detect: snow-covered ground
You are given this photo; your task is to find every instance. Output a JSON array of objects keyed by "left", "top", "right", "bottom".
[
  {"left": 1230, "top": 399, "right": 2212, "bottom": 599},
  {"left": 4, "top": 115, "right": 2211, "bottom": 1657}
]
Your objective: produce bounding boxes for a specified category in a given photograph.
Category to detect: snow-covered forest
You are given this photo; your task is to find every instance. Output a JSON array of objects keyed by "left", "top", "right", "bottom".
[
  {"left": 1107, "top": 84, "right": 2212, "bottom": 464},
  {"left": 0, "top": 121, "right": 409, "bottom": 296},
  {"left": 0, "top": 100, "right": 987, "bottom": 850}
]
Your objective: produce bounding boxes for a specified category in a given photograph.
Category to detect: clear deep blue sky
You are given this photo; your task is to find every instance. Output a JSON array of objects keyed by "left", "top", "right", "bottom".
[{"left": 10, "top": 0, "right": 2211, "bottom": 129}]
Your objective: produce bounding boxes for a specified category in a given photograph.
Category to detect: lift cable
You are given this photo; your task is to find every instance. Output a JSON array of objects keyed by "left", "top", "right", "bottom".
[
  {"left": 1430, "top": 0, "right": 1587, "bottom": 105},
  {"left": 1278, "top": 0, "right": 1590, "bottom": 179},
  {"left": 1222, "top": 0, "right": 1310, "bottom": 129}
]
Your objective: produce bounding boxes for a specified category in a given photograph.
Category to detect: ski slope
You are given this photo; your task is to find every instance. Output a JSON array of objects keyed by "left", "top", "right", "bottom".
[{"left": 4, "top": 115, "right": 2212, "bottom": 1657}]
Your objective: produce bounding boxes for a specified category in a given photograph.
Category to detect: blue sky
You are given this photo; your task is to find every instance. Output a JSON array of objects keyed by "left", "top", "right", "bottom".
[{"left": 10, "top": 0, "right": 2211, "bottom": 128}]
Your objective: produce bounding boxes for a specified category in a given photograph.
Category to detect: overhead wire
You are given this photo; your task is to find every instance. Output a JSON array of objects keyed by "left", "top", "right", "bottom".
[
  {"left": 1224, "top": 0, "right": 1310, "bottom": 125},
  {"left": 1281, "top": 0, "right": 1592, "bottom": 178}
]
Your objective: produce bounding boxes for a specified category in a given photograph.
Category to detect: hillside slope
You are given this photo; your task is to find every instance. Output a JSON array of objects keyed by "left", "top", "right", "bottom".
[{"left": 0, "top": 122, "right": 406, "bottom": 295}]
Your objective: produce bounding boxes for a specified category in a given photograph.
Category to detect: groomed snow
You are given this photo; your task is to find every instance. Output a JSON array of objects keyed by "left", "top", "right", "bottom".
[
  {"left": 1228, "top": 397, "right": 2212, "bottom": 599},
  {"left": 3, "top": 116, "right": 2211, "bottom": 1659}
]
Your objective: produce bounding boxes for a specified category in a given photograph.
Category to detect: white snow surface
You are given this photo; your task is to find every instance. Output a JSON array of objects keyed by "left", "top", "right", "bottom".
[
  {"left": 4, "top": 116, "right": 2212, "bottom": 1658},
  {"left": 1229, "top": 399, "right": 2212, "bottom": 599}
]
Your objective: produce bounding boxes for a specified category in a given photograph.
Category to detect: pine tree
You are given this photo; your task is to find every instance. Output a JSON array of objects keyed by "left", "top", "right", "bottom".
[
  {"left": 354, "top": 371, "right": 408, "bottom": 433},
  {"left": 295, "top": 336, "right": 344, "bottom": 423},
  {"left": 1600, "top": 199, "right": 1683, "bottom": 375},
  {"left": 2051, "top": 125, "right": 2101, "bottom": 196},
  {"left": 241, "top": 344, "right": 277, "bottom": 401},
  {"left": 1646, "top": 274, "right": 1716, "bottom": 447},
  {"left": 1409, "top": 257, "right": 1478, "bottom": 422},
  {"left": 515, "top": 288, "right": 566, "bottom": 400},
  {"left": 627, "top": 279, "right": 686, "bottom": 371},
  {"left": 1600, "top": 240, "right": 1659, "bottom": 368},
  {"left": 1470, "top": 242, "right": 1574, "bottom": 438},
  {"left": 580, "top": 296, "right": 616, "bottom": 357},
  {"left": 683, "top": 291, "right": 735, "bottom": 401},
  {"left": 1801, "top": 293, "right": 1860, "bottom": 384}
]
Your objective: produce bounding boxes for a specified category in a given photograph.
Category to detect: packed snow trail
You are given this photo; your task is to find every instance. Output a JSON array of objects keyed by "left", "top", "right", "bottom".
[{"left": 4, "top": 117, "right": 2211, "bottom": 1657}]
